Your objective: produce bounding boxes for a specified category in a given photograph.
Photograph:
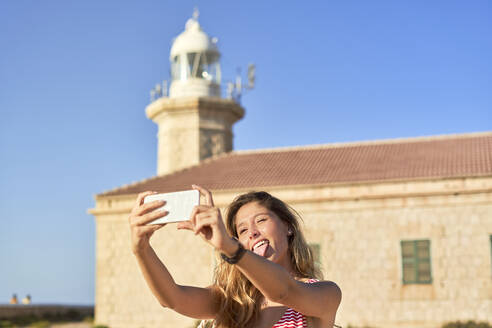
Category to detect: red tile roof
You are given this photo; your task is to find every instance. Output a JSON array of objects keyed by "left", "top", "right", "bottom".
[{"left": 98, "top": 132, "right": 492, "bottom": 197}]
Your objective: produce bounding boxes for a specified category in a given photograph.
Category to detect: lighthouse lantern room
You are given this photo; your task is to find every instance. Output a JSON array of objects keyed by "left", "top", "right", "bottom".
[{"left": 169, "top": 9, "right": 221, "bottom": 98}]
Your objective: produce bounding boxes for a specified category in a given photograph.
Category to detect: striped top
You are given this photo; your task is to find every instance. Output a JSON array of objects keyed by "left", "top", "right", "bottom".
[
  {"left": 272, "top": 279, "right": 318, "bottom": 328},
  {"left": 272, "top": 306, "right": 309, "bottom": 328}
]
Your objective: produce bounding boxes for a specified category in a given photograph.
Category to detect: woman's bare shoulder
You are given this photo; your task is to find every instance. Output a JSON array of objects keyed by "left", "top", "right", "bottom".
[{"left": 296, "top": 279, "right": 342, "bottom": 306}]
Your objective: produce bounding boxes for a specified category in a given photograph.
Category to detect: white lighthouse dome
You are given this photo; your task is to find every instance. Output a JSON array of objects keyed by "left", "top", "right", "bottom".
[
  {"left": 170, "top": 18, "right": 219, "bottom": 58},
  {"left": 169, "top": 10, "right": 222, "bottom": 99}
]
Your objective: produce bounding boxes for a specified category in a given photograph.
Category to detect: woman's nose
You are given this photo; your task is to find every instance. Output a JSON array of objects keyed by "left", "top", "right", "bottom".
[{"left": 249, "top": 227, "right": 260, "bottom": 239}]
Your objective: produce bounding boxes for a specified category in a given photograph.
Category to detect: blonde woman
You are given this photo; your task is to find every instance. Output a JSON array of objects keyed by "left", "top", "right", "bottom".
[{"left": 129, "top": 185, "right": 341, "bottom": 328}]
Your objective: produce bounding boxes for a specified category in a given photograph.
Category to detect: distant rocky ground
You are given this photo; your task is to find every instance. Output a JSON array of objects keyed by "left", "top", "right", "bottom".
[
  {"left": 0, "top": 304, "right": 94, "bottom": 327},
  {"left": 50, "top": 323, "right": 92, "bottom": 328}
]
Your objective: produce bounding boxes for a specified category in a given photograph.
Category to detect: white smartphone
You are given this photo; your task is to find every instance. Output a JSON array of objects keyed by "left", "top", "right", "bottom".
[{"left": 143, "top": 190, "right": 200, "bottom": 225}]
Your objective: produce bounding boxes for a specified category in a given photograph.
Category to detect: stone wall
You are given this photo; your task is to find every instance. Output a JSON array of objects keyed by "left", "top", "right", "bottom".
[{"left": 302, "top": 201, "right": 492, "bottom": 328}]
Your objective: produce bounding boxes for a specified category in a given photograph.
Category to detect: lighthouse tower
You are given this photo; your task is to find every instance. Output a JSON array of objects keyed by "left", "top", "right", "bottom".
[{"left": 146, "top": 10, "right": 245, "bottom": 176}]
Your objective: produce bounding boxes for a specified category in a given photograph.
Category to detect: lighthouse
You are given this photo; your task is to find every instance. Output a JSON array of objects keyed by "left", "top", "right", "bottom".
[{"left": 146, "top": 10, "right": 245, "bottom": 176}]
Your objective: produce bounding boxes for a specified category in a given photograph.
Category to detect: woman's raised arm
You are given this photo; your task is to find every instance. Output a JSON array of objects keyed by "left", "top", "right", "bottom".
[{"left": 129, "top": 191, "right": 218, "bottom": 319}]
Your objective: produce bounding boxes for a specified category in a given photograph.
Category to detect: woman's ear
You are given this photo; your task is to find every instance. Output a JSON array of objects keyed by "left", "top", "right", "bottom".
[{"left": 280, "top": 220, "right": 291, "bottom": 236}]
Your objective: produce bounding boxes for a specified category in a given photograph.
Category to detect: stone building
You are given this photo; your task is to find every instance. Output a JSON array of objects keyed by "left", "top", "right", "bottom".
[{"left": 88, "top": 12, "right": 492, "bottom": 328}]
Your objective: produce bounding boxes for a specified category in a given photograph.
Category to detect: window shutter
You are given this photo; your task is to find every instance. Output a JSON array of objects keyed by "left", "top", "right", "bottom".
[{"left": 401, "top": 240, "right": 432, "bottom": 284}]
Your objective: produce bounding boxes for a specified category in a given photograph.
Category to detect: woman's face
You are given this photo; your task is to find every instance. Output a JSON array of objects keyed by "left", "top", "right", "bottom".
[{"left": 234, "top": 201, "right": 292, "bottom": 270}]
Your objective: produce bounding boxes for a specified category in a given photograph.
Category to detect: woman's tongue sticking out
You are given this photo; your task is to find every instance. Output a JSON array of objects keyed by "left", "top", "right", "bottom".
[{"left": 253, "top": 241, "right": 269, "bottom": 257}]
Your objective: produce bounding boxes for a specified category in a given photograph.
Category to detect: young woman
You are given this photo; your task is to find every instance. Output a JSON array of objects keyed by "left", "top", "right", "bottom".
[{"left": 129, "top": 185, "right": 341, "bottom": 328}]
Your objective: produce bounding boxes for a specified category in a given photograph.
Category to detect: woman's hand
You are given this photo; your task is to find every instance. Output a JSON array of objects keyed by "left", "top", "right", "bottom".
[
  {"left": 129, "top": 191, "right": 168, "bottom": 255},
  {"left": 177, "top": 185, "right": 238, "bottom": 256}
]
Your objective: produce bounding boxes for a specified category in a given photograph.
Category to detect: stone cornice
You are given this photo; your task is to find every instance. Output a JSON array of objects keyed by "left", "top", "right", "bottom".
[{"left": 145, "top": 96, "right": 244, "bottom": 122}]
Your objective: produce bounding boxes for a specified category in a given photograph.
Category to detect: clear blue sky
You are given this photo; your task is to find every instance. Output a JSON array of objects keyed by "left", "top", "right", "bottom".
[{"left": 0, "top": 0, "right": 490, "bottom": 305}]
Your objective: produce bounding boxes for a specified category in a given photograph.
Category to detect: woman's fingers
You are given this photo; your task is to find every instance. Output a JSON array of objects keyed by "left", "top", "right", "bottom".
[
  {"left": 180, "top": 199, "right": 226, "bottom": 248},
  {"left": 135, "top": 223, "right": 166, "bottom": 237},
  {"left": 189, "top": 205, "right": 212, "bottom": 226},
  {"left": 181, "top": 206, "right": 217, "bottom": 233},
  {"left": 176, "top": 221, "right": 193, "bottom": 230},
  {"left": 134, "top": 199, "right": 166, "bottom": 216},
  {"left": 129, "top": 192, "right": 167, "bottom": 254},
  {"left": 133, "top": 209, "right": 168, "bottom": 226},
  {"left": 134, "top": 191, "right": 156, "bottom": 207},
  {"left": 131, "top": 191, "right": 162, "bottom": 217},
  {"left": 192, "top": 184, "right": 214, "bottom": 206},
  {"left": 193, "top": 215, "right": 214, "bottom": 236}
]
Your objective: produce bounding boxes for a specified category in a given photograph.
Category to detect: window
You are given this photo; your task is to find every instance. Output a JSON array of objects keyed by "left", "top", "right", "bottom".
[
  {"left": 184, "top": 52, "right": 220, "bottom": 82},
  {"left": 401, "top": 239, "right": 432, "bottom": 284},
  {"left": 171, "top": 55, "right": 181, "bottom": 80}
]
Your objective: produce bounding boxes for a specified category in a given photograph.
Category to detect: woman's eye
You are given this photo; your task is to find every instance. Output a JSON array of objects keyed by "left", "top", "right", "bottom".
[
  {"left": 239, "top": 229, "right": 247, "bottom": 235},
  {"left": 258, "top": 218, "right": 267, "bottom": 223}
]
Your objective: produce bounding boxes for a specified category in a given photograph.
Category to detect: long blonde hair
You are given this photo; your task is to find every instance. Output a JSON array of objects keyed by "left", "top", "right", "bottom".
[{"left": 210, "top": 191, "right": 322, "bottom": 328}]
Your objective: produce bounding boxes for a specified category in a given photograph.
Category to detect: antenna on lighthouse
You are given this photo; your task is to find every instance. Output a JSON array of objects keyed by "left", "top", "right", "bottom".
[
  {"left": 247, "top": 63, "right": 255, "bottom": 89},
  {"left": 227, "top": 63, "right": 256, "bottom": 102},
  {"left": 235, "top": 67, "right": 242, "bottom": 99}
]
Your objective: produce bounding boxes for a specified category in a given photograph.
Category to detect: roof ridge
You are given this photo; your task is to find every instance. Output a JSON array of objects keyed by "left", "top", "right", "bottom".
[{"left": 231, "top": 131, "right": 492, "bottom": 155}]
